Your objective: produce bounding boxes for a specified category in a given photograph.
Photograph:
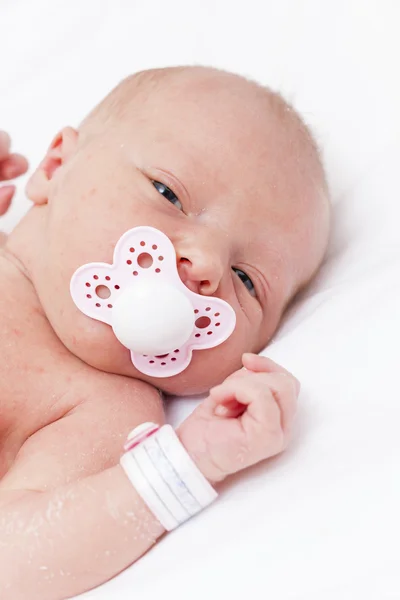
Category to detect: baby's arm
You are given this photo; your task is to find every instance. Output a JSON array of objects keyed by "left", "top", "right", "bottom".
[
  {"left": 0, "top": 374, "right": 166, "bottom": 600},
  {"left": 1, "top": 459, "right": 165, "bottom": 599},
  {"left": 0, "top": 354, "right": 299, "bottom": 600}
]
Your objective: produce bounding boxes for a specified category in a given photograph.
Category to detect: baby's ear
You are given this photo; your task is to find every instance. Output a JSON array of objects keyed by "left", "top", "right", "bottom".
[{"left": 26, "top": 127, "right": 79, "bottom": 205}]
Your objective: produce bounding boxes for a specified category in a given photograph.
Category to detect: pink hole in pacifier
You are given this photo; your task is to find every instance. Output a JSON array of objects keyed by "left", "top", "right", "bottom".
[
  {"left": 155, "top": 354, "right": 169, "bottom": 358},
  {"left": 95, "top": 285, "right": 111, "bottom": 299},
  {"left": 138, "top": 253, "right": 153, "bottom": 268},
  {"left": 195, "top": 316, "right": 211, "bottom": 329}
]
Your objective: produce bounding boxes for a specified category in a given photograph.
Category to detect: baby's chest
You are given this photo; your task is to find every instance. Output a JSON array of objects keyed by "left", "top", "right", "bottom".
[{"left": 0, "top": 295, "right": 84, "bottom": 462}]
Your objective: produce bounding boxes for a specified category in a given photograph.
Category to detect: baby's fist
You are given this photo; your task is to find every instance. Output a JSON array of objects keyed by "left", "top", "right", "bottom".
[{"left": 177, "top": 354, "right": 300, "bottom": 484}]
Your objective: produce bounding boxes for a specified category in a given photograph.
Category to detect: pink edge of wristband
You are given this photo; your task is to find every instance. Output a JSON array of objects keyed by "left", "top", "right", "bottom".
[{"left": 123, "top": 424, "right": 160, "bottom": 452}]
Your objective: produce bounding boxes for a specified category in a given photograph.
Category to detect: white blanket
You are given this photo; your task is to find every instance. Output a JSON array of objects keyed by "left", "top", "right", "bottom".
[{"left": 1, "top": 1, "right": 399, "bottom": 598}]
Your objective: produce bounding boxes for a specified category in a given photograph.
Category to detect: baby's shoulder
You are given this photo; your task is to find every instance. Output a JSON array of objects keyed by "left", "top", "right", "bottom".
[
  {"left": 75, "top": 368, "right": 164, "bottom": 426},
  {"left": 0, "top": 371, "right": 165, "bottom": 491}
]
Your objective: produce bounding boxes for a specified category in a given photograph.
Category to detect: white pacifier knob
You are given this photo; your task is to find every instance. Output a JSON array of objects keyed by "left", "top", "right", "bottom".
[{"left": 111, "top": 281, "right": 194, "bottom": 355}]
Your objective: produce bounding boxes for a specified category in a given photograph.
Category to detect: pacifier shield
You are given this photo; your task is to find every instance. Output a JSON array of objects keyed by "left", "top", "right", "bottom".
[{"left": 70, "top": 226, "right": 236, "bottom": 377}]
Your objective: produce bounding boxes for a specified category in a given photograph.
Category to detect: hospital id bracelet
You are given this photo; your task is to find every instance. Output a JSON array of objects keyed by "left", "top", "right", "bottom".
[{"left": 120, "top": 422, "right": 218, "bottom": 531}]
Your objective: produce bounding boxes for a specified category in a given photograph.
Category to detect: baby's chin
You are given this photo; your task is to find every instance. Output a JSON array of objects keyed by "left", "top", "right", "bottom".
[
  {"left": 139, "top": 348, "right": 240, "bottom": 396},
  {"left": 60, "top": 320, "right": 238, "bottom": 396}
]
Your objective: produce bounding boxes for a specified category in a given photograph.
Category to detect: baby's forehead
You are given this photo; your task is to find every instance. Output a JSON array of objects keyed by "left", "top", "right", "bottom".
[
  {"left": 118, "top": 96, "right": 278, "bottom": 184},
  {"left": 99, "top": 86, "right": 311, "bottom": 230},
  {"left": 97, "top": 70, "right": 274, "bottom": 148},
  {"left": 87, "top": 69, "right": 314, "bottom": 198}
]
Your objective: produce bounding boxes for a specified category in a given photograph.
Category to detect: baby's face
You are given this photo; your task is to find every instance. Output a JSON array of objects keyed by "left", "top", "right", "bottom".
[{"left": 24, "top": 74, "right": 326, "bottom": 394}]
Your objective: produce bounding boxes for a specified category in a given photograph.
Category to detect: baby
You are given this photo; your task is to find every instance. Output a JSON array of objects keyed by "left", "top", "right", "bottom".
[{"left": 0, "top": 66, "right": 330, "bottom": 599}]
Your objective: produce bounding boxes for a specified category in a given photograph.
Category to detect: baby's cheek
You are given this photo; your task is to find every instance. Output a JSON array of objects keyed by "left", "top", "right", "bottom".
[{"left": 54, "top": 281, "right": 120, "bottom": 368}]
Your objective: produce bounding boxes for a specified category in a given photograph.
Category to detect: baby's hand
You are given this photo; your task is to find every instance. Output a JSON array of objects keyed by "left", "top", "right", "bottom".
[
  {"left": 0, "top": 131, "right": 29, "bottom": 215},
  {"left": 177, "top": 354, "right": 300, "bottom": 484}
]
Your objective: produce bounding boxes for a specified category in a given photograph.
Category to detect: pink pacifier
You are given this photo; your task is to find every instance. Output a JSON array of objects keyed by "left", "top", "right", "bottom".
[{"left": 70, "top": 226, "right": 236, "bottom": 377}]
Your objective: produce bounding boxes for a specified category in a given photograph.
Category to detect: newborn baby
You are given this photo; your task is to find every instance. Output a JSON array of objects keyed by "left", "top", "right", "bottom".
[{"left": 0, "top": 66, "right": 330, "bottom": 599}]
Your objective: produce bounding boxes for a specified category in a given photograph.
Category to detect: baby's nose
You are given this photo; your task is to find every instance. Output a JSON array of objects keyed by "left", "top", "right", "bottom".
[{"left": 177, "top": 252, "right": 224, "bottom": 296}]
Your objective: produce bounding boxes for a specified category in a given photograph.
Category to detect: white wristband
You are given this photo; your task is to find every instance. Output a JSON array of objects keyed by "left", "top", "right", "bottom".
[{"left": 120, "top": 422, "right": 218, "bottom": 531}]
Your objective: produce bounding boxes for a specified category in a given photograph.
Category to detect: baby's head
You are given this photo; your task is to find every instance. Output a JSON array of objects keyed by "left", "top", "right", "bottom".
[{"left": 10, "top": 66, "right": 330, "bottom": 394}]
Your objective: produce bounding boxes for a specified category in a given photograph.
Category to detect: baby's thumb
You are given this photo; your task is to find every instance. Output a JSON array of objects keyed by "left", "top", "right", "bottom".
[
  {"left": 242, "top": 354, "right": 300, "bottom": 395},
  {"left": 242, "top": 353, "right": 285, "bottom": 373}
]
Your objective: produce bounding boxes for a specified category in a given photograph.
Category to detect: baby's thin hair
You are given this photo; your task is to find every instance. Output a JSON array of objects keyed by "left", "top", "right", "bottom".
[{"left": 81, "top": 66, "right": 327, "bottom": 191}]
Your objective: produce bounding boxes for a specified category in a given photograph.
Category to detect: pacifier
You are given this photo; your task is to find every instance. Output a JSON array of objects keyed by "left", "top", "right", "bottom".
[{"left": 70, "top": 226, "right": 236, "bottom": 377}]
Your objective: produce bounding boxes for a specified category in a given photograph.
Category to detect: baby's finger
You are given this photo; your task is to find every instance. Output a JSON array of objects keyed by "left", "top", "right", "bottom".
[
  {"left": 214, "top": 399, "right": 247, "bottom": 418},
  {"left": 209, "top": 370, "right": 283, "bottom": 407},
  {"left": 263, "top": 372, "right": 299, "bottom": 434},
  {"left": 210, "top": 376, "right": 277, "bottom": 424},
  {"left": 208, "top": 382, "right": 238, "bottom": 409},
  {"left": 215, "top": 373, "right": 297, "bottom": 432},
  {"left": 223, "top": 366, "right": 250, "bottom": 384},
  {"left": 207, "top": 371, "right": 255, "bottom": 409},
  {"left": 0, "top": 154, "right": 29, "bottom": 181},
  {"left": 0, "top": 185, "right": 15, "bottom": 215},
  {"left": 0, "top": 131, "right": 11, "bottom": 161},
  {"left": 242, "top": 353, "right": 289, "bottom": 374},
  {"left": 242, "top": 354, "right": 300, "bottom": 394}
]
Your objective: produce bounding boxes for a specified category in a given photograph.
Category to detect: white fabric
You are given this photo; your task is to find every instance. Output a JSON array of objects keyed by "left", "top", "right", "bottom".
[{"left": 1, "top": 1, "right": 400, "bottom": 598}]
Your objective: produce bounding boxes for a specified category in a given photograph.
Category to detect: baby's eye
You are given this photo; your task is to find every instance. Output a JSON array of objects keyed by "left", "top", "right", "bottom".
[
  {"left": 232, "top": 267, "right": 256, "bottom": 297},
  {"left": 152, "top": 180, "right": 183, "bottom": 211}
]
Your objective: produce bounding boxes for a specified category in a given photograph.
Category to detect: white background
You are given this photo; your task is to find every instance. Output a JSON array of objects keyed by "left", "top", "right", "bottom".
[{"left": 1, "top": 1, "right": 400, "bottom": 599}]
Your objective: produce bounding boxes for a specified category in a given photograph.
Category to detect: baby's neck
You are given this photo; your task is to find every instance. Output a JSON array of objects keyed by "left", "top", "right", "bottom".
[{"left": 6, "top": 205, "right": 47, "bottom": 286}]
